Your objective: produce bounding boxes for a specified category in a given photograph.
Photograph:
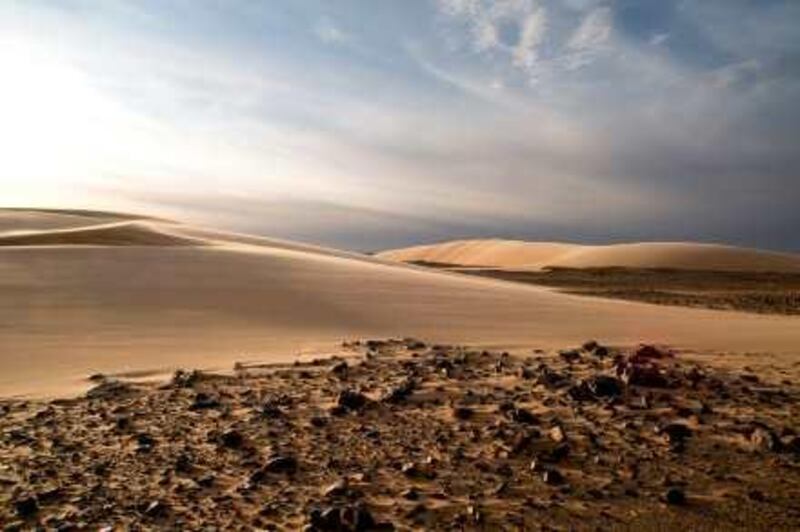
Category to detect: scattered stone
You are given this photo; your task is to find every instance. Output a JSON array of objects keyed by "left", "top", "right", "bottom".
[
  {"left": 143, "top": 500, "right": 169, "bottom": 518},
  {"left": 171, "top": 369, "right": 202, "bottom": 388},
  {"left": 381, "top": 379, "right": 415, "bottom": 404},
  {"left": 136, "top": 432, "right": 156, "bottom": 452},
  {"left": 2, "top": 337, "right": 799, "bottom": 529},
  {"left": 322, "top": 479, "right": 348, "bottom": 498},
  {"left": 401, "top": 488, "right": 420, "bottom": 501},
  {"left": 657, "top": 423, "right": 692, "bottom": 443},
  {"left": 505, "top": 407, "right": 539, "bottom": 425},
  {"left": 559, "top": 349, "right": 582, "bottom": 364},
  {"left": 542, "top": 469, "right": 565, "bottom": 486},
  {"left": 337, "top": 390, "right": 370, "bottom": 411},
  {"left": 219, "top": 428, "right": 244, "bottom": 449},
  {"left": 14, "top": 496, "right": 38, "bottom": 518},
  {"left": 331, "top": 361, "right": 349, "bottom": 377},
  {"left": 620, "top": 364, "right": 669, "bottom": 388},
  {"left": 587, "top": 375, "right": 624, "bottom": 398},
  {"left": 451, "top": 406, "right": 474, "bottom": 420},
  {"left": 664, "top": 488, "right": 686, "bottom": 506},
  {"left": 263, "top": 455, "right": 298, "bottom": 474},
  {"left": 86, "top": 380, "right": 135, "bottom": 400},
  {"left": 750, "top": 426, "right": 782, "bottom": 452},
  {"left": 189, "top": 392, "right": 220, "bottom": 410}
]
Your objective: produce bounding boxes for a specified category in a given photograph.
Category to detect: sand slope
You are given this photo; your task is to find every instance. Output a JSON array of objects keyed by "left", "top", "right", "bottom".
[
  {"left": 378, "top": 239, "right": 800, "bottom": 273},
  {"left": 1, "top": 210, "right": 799, "bottom": 397}
]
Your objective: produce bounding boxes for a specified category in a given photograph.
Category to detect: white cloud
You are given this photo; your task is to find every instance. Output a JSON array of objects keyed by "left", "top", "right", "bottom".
[
  {"left": 512, "top": 8, "right": 547, "bottom": 69},
  {"left": 568, "top": 6, "right": 612, "bottom": 51},
  {"left": 314, "top": 19, "right": 352, "bottom": 45},
  {"left": 650, "top": 32, "right": 670, "bottom": 46}
]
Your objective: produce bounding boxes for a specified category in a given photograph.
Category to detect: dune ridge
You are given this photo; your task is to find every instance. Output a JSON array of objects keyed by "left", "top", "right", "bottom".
[
  {"left": 1, "top": 209, "right": 800, "bottom": 397},
  {"left": 377, "top": 239, "right": 800, "bottom": 273},
  {"left": 0, "top": 220, "right": 202, "bottom": 247}
]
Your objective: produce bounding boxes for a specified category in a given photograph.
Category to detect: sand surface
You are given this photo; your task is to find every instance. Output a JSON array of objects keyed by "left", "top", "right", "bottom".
[
  {"left": 2, "top": 210, "right": 800, "bottom": 397},
  {"left": 378, "top": 239, "right": 800, "bottom": 273}
]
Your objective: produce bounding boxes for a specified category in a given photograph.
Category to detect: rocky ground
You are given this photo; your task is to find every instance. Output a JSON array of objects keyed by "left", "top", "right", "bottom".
[{"left": 1, "top": 339, "right": 800, "bottom": 531}]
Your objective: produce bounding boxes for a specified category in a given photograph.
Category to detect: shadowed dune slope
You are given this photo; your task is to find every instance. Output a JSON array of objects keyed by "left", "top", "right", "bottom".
[
  {"left": 0, "top": 221, "right": 202, "bottom": 247},
  {"left": 1, "top": 210, "right": 799, "bottom": 397},
  {"left": 378, "top": 239, "right": 800, "bottom": 273}
]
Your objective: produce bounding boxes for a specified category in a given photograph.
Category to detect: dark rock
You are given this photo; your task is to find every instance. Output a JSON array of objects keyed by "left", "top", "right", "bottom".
[
  {"left": 506, "top": 407, "right": 538, "bottom": 425},
  {"left": 549, "top": 443, "right": 571, "bottom": 462},
  {"left": 337, "top": 390, "right": 370, "bottom": 411},
  {"left": 189, "top": 392, "right": 220, "bottom": 411},
  {"left": 401, "top": 462, "right": 434, "bottom": 480},
  {"left": 632, "top": 345, "right": 670, "bottom": 363},
  {"left": 219, "top": 429, "right": 244, "bottom": 449},
  {"left": 665, "top": 488, "right": 686, "bottom": 506},
  {"left": 559, "top": 349, "right": 582, "bottom": 364},
  {"left": 196, "top": 473, "right": 215, "bottom": 487},
  {"left": 567, "top": 382, "right": 595, "bottom": 402},
  {"left": 401, "top": 488, "right": 420, "bottom": 500},
  {"left": 405, "top": 339, "right": 427, "bottom": 350},
  {"left": 587, "top": 375, "right": 624, "bottom": 398},
  {"left": 322, "top": 479, "right": 348, "bottom": 498},
  {"left": 260, "top": 402, "right": 285, "bottom": 419},
  {"left": 174, "top": 453, "right": 192, "bottom": 473},
  {"left": 750, "top": 427, "right": 782, "bottom": 452},
  {"left": 783, "top": 436, "right": 800, "bottom": 454},
  {"left": 452, "top": 406, "right": 474, "bottom": 420},
  {"left": 86, "top": 380, "right": 135, "bottom": 400},
  {"left": 317, "top": 507, "right": 342, "bottom": 529},
  {"left": 263, "top": 455, "right": 298, "bottom": 474},
  {"left": 143, "top": 500, "right": 169, "bottom": 518},
  {"left": 381, "top": 379, "right": 415, "bottom": 404},
  {"left": 14, "top": 496, "right": 38, "bottom": 518},
  {"left": 509, "top": 429, "right": 541, "bottom": 455},
  {"left": 657, "top": 423, "right": 693, "bottom": 445},
  {"left": 517, "top": 366, "right": 535, "bottom": 380},
  {"left": 171, "top": 369, "right": 202, "bottom": 388},
  {"left": 620, "top": 364, "right": 669, "bottom": 388},
  {"left": 537, "top": 367, "right": 570, "bottom": 389},
  {"left": 310, "top": 415, "right": 329, "bottom": 428},
  {"left": 136, "top": 433, "right": 156, "bottom": 452},
  {"left": 331, "top": 361, "right": 349, "bottom": 377},
  {"left": 582, "top": 340, "right": 599, "bottom": 352},
  {"left": 542, "top": 469, "right": 565, "bottom": 485},
  {"left": 593, "top": 346, "right": 609, "bottom": 358}
]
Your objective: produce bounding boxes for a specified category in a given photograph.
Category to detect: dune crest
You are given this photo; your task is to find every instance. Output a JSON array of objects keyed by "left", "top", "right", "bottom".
[
  {"left": 0, "top": 220, "right": 202, "bottom": 247},
  {"left": 378, "top": 239, "right": 800, "bottom": 273}
]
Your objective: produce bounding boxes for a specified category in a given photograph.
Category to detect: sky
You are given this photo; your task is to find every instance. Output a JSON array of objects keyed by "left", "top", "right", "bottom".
[{"left": 1, "top": 0, "right": 799, "bottom": 252}]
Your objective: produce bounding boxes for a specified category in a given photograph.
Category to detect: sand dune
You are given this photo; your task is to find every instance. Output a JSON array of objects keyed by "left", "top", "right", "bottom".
[
  {"left": 2, "top": 209, "right": 800, "bottom": 397},
  {"left": 0, "top": 220, "right": 202, "bottom": 247},
  {"left": 378, "top": 239, "right": 800, "bottom": 273}
]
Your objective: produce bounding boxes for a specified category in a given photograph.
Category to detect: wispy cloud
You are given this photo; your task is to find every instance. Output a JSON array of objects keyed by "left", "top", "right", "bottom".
[{"left": 314, "top": 18, "right": 353, "bottom": 46}]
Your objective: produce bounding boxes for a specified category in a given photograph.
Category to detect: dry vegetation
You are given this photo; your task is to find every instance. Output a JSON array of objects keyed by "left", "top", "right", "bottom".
[{"left": 411, "top": 262, "right": 800, "bottom": 315}]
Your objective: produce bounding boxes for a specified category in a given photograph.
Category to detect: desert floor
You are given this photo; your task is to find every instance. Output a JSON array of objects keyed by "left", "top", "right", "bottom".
[{"left": 1, "top": 339, "right": 799, "bottom": 530}]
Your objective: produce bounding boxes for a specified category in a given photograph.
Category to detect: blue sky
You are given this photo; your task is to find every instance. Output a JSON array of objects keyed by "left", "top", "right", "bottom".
[{"left": 1, "top": 0, "right": 799, "bottom": 251}]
